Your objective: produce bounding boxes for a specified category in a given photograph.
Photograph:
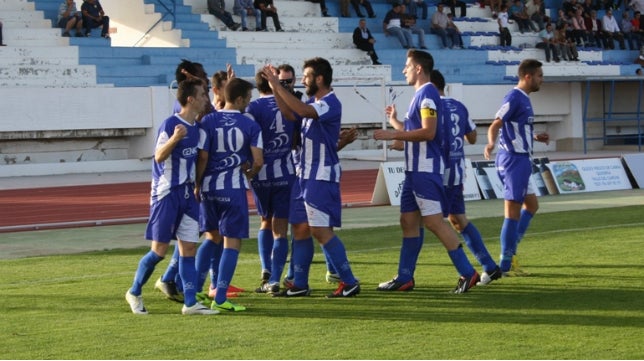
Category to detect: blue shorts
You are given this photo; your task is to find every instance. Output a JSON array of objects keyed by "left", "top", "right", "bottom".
[
  {"left": 400, "top": 171, "right": 447, "bottom": 217},
  {"left": 288, "top": 179, "right": 308, "bottom": 225},
  {"left": 496, "top": 150, "right": 533, "bottom": 203},
  {"left": 145, "top": 184, "right": 199, "bottom": 243},
  {"left": 250, "top": 175, "right": 295, "bottom": 219},
  {"left": 444, "top": 185, "right": 466, "bottom": 215},
  {"left": 199, "top": 188, "right": 249, "bottom": 239},
  {"left": 301, "top": 179, "right": 342, "bottom": 228}
]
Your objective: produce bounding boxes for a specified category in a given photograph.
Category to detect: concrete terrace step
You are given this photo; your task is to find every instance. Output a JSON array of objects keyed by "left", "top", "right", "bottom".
[
  {"left": 488, "top": 48, "right": 604, "bottom": 62},
  {"left": 237, "top": 48, "right": 372, "bottom": 66},
  {"left": 4, "top": 27, "right": 66, "bottom": 40},
  {"left": 0, "top": 0, "right": 35, "bottom": 11},
  {"left": 0, "top": 17, "right": 52, "bottom": 28},
  {"left": 505, "top": 62, "right": 622, "bottom": 77},
  {"left": 186, "top": 0, "right": 324, "bottom": 17},
  {"left": 201, "top": 14, "right": 339, "bottom": 33},
  {"left": 0, "top": 45, "right": 80, "bottom": 66},
  {"left": 0, "top": 10, "right": 48, "bottom": 22},
  {"left": 0, "top": 65, "right": 97, "bottom": 87},
  {"left": 220, "top": 31, "right": 353, "bottom": 49}
]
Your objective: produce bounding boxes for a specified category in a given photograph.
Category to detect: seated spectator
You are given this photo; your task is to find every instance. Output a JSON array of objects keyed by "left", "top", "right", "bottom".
[
  {"left": 407, "top": 0, "right": 429, "bottom": 20},
  {"left": 602, "top": 8, "right": 626, "bottom": 49},
  {"left": 383, "top": 2, "right": 415, "bottom": 48},
  {"left": 81, "top": 0, "right": 110, "bottom": 38},
  {"left": 442, "top": 0, "right": 466, "bottom": 18},
  {"left": 622, "top": 11, "right": 642, "bottom": 50},
  {"left": 233, "top": 0, "right": 260, "bottom": 31},
  {"left": 446, "top": 13, "right": 464, "bottom": 48},
  {"left": 58, "top": 0, "right": 84, "bottom": 37},
  {"left": 555, "top": 23, "right": 580, "bottom": 60},
  {"left": 509, "top": 0, "right": 538, "bottom": 33},
  {"left": 631, "top": 0, "right": 644, "bottom": 13},
  {"left": 353, "top": 18, "right": 382, "bottom": 64},
  {"left": 254, "top": 0, "right": 284, "bottom": 31},
  {"left": 571, "top": 6, "right": 590, "bottom": 46},
  {"left": 351, "top": 0, "right": 377, "bottom": 18},
  {"left": 402, "top": 13, "right": 428, "bottom": 49},
  {"left": 633, "top": 11, "right": 643, "bottom": 37},
  {"left": 636, "top": 44, "right": 644, "bottom": 66},
  {"left": 498, "top": 4, "right": 512, "bottom": 46},
  {"left": 306, "top": 0, "right": 331, "bottom": 17},
  {"left": 340, "top": 0, "right": 351, "bottom": 17},
  {"left": 208, "top": 0, "right": 241, "bottom": 31},
  {"left": 525, "top": 0, "right": 547, "bottom": 31},
  {"left": 563, "top": 0, "right": 580, "bottom": 16},
  {"left": 586, "top": 9, "right": 607, "bottom": 47},
  {"left": 431, "top": 3, "right": 460, "bottom": 48},
  {"left": 0, "top": 21, "right": 5, "bottom": 46},
  {"left": 537, "top": 22, "right": 560, "bottom": 62}
]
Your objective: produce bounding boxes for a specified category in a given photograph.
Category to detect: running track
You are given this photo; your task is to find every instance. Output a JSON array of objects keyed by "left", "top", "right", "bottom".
[{"left": 0, "top": 169, "right": 378, "bottom": 233}]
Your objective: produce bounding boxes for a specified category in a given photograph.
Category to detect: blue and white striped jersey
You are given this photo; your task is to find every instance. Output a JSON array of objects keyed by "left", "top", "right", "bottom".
[
  {"left": 150, "top": 114, "right": 199, "bottom": 202},
  {"left": 198, "top": 110, "right": 263, "bottom": 192},
  {"left": 300, "top": 92, "right": 342, "bottom": 183},
  {"left": 442, "top": 96, "right": 476, "bottom": 186},
  {"left": 495, "top": 87, "right": 535, "bottom": 154}
]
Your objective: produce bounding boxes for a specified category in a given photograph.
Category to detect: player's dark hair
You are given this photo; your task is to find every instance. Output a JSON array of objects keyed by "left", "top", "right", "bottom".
[
  {"left": 175, "top": 59, "right": 207, "bottom": 82},
  {"left": 277, "top": 64, "right": 296, "bottom": 76},
  {"left": 303, "top": 57, "right": 333, "bottom": 87},
  {"left": 430, "top": 69, "right": 445, "bottom": 91},
  {"left": 211, "top": 70, "right": 228, "bottom": 90},
  {"left": 407, "top": 49, "right": 434, "bottom": 74},
  {"left": 224, "top": 78, "right": 254, "bottom": 104},
  {"left": 255, "top": 70, "right": 272, "bottom": 94},
  {"left": 176, "top": 78, "right": 204, "bottom": 107},
  {"left": 518, "top": 59, "right": 543, "bottom": 78}
]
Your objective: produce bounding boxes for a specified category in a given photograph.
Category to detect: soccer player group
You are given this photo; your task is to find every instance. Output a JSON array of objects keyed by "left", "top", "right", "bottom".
[{"left": 125, "top": 53, "right": 549, "bottom": 315}]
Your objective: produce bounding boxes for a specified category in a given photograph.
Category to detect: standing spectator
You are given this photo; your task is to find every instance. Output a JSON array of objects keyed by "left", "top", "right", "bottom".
[
  {"left": 431, "top": 3, "right": 460, "bottom": 48},
  {"left": 353, "top": 18, "right": 382, "bottom": 64},
  {"left": 254, "top": 0, "right": 284, "bottom": 32},
  {"left": 402, "top": 13, "right": 428, "bottom": 49},
  {"left": 498, "top": 4, "right": 512, "bottom": 46},
  {"left": 622, "top": 11, "right": 642, "bottom": 49},
  {"left": 536, "top": 22, "right": 560, "bottom": 62},
  {"left": 383, "top": 2, "right": 415, "bottom": 49},
  {"left": 351, "top": 0, "right": 377, "bottom": 18},
  {"left": 431, "top": 69, "right": 502, "bottom": 286},
  {"left": 442, "top": 0, "right": 466, "bottom": 18},
  {"left": 525, "top": 0, "right": 547, "bottom": 31},
  {"left": 125, "top": 78, "right": 217, "bottom": 316},
  {"left": 602, "top": 8, "right": 626, "bottom": 49},
  {"left": 484, "top": 59, "right": 550, "bottom": 277},
  {"left": 373, "top": 50, "right": 481, "bottom": 294},
  {"left": 0, "top": 21, "right": 4, "bottom": 46},
  {"left": 197, "top": 78, "right": 264, "bottom": 312},
  {"left": 233, "top": 0, "right": 261, "bottom": 31},
  {"left": 81, "top": 0, "right": 110, "bottom": 38},
  {"left": 509, "top": 0, "right": 538, "bottom": 33},
  {"left": 260, "top": 58, "right": 362, "bottom": 298},
  {"left": 58, "top": 0, "right": 84, "bottom": 37},
  {"left": 407, "top": 0, "right": 429, "bottom": 19},
  {"left": 207, "top": 0, "right": 241, "bottom": 31}
]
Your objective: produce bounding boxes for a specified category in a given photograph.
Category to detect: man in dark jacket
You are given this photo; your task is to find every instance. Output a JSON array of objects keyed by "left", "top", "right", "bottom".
[{"left": 353, "top": 18, "right": 381, "bottom": 65}]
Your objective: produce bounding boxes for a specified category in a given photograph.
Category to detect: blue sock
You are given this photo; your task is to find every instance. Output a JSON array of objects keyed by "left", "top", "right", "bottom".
[
  {"left": 447, "top": 244, "right": 476, "bottom": 278},
  {"left": 500, "top": 218, "right": 519, "bottom": 272},
  {"left": 322, "top": 246, "right": 338, "bottom": 274},
  {"left": 195, "top": 239, "right": 217, "bottom": 291},
  {"left": 130, "top": 251, "right": 163, "bottom": 296},
  {"left": 285, "top": 238, "right": 295, "bottom": 280},
  {"left": 397, "top": 233, "right": 424, "bottom": 282},
  {"left": 209, "top": 241, "right": 224, "bottom": 288},
  {"left": 160, "top": 246, "right": 179, "bottom": 283},
  {"left": 292, "top": 237, "right": 314, "bottom": 288},
  {"left": 179, "top": 256, "right": 197, "bottom": 307},
  {"left": 322, "top": 236, "right": 357, "bottom": 285},
  {"left": 461, "top": 222, "right": 497, "bottom": 273},
  {"left": 214, "top": 248, "right": 239, "bottom": 305},
  {"left": 269, "top": 237, "right": 289, "bottom": 284},
  {"left": 516, "top": 209, "right": 534, "bottom": 249},
  {"left": 257, "top": 229, "right": 274, "bottom": 273}
]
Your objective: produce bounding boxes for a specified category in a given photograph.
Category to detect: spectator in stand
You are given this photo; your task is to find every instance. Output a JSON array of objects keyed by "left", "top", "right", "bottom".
[
  {"left": 405, "top": 0, "right": 429, "bottom": 19},
  {"left": 586, "top": 9, "right": 606, "bottom": 47},
  {"left": 630, "top": 0, "right": 644, "bottom": 13},
  {"left": 353, "top": 18, "right": 382, "bottom": 64},
  {"left": 306, "top": 0, "right": 331, "bottom": 17},
  {"left": 340, "top": 0, "right": 351, "bottom": 16},
  {"left": 509, "top": 0, "right": 538, "bottom": 33},
  {"left": 233, "top": 0, "right": 261, "bottom": 31},
  {"left": 633, "top": 11, "right": 643, "bottom": 37},
  {"left": 58, "top": 0, "right": 84, "bottom": 37},
  {"left": 383, "top": 2, "right": 415, "bottom": 48},
  {"left": 563, "top": 0, "right": 580, "bottom": 16},
  {"left": 446, "top": 13, "right": 465, "bottom": 48},
  {"left": 81, "top": 0, "right": 110, "bottom": 38},
  {"left": 602, "top": 8, "right": 626, "bottom": 49},
  {"left": 555, "top": 8, "right": 574, "bottom": 40},
  {"left": 490, "top": 0, "right": 502, "bottom": 19},
  {"left": 581, "top": 0, "right": 599, "bottom": 17},
  {"left": 0, "top": 21, "right": 5, "bottom": 46},
  {"left": 555, "top": 22, "right": 580, "bottom": 60},
  {"left": 571, "top": 6, "right": 590, "bottom": 46},
  {"left": 622, "top": 11, "right": 642, "bottom": 49},
  {"left": 498, "top": 3, "right": 512, "bottom": 46},
  {"left": 351, "top": 0, "right": 377, "bottom": 18},
  {"left": 536, "top": 22, "right": 561, "bottom": 62},
  {"left": 207, "top": 0, "right": 241, "bottom": 31},
  {"left": 432, "top": 3, "right": 460, "bottom": 48},
  {"left": 402, "top": 13, "right": 428, "bottom": 49},
  {"left": 254, "top": 0, "right": 284, "bottom": 32},
  {"left": 525, "top": 0, "right": 547, "bottom": 31},
  {"left": 442, "top": 0, "right": 467, "bottom": 18}
]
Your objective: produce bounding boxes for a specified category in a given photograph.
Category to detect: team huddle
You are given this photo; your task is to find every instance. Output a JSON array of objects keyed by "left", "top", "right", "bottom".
[{"left": 124, "top": 53, "right": 549, "bottom": 315}]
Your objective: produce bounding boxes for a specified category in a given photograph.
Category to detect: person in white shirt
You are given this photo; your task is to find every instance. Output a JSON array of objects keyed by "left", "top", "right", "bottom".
[
  {"left": 602, "top": 8, "right": 626, "bottom": 49},
  {"left": 630, "top": 0, "right": 644, "bottom": 13}
]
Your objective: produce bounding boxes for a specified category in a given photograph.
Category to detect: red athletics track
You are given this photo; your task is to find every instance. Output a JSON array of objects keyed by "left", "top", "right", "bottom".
[{"left": 0, "top": 169, "right": 378, "bottom": 233}]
